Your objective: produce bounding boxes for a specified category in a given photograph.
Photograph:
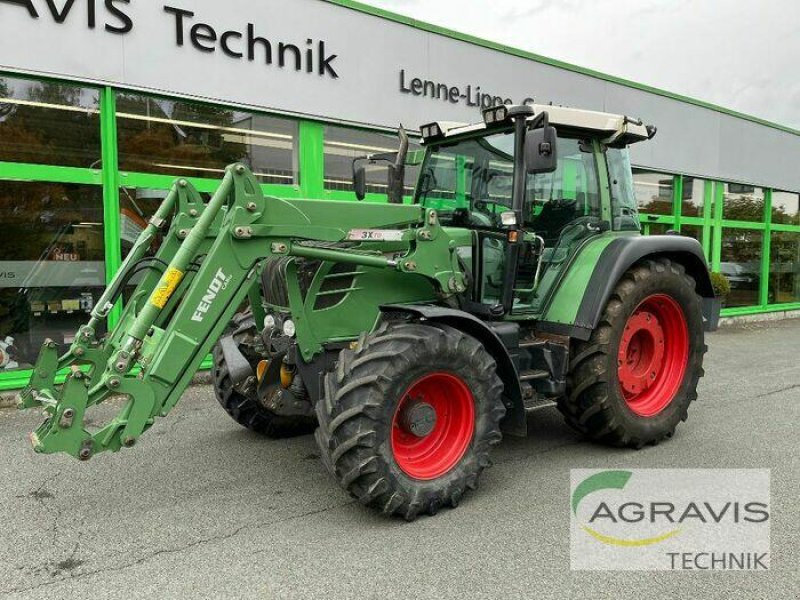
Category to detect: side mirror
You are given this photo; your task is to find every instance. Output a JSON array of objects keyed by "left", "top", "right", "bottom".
[
  {"left": 525, "top": 125, "right": 558, "bottom": 174},
  {"left": 351, "top": 125, "right": 409, "bottom": 203},
  {"left": 353, "top": 165, "right": 367, "bottom": 201}
]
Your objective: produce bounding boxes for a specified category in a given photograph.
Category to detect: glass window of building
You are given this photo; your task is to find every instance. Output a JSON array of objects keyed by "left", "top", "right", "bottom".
[
  {"left": 632, "top": 169, "right": 674, "bottom": 216},
  {"left": 323, "top": 125, "right": 421, "bottom": 196},
  {"left": 722, "top": 183, "right": 765, "bottom": 222},
  {"left": 116, "top": 93, "right": 298, "bottom": 184},
  {"left": 720, "top": 229, "right": 763, "bottom": 308},
  {"left": 0, "top": 75, "right": 100, "bottom": 168},
  {"left": 769, "top": 231, "right": 800, "bottom": 304},
  {"left": 681, "top": 177, "right": 707, "bottom": 217},
  {"left": 120, "top": 186, "right": 173, "bottom": 259},
  {"left": 0, "top": 181, "right": 104, "bottom": 372},
  {"left": 681, "top": 224, "right": 703, "bottom": 246},
  {"left": 771, "top": 191, "right": 800, "bottom": 226},
  {"left": 118, "top": 187, "right": 213, "bottom": 303},
  {"left": 642, "top": 223, "right": 674, "bottom": 236}
]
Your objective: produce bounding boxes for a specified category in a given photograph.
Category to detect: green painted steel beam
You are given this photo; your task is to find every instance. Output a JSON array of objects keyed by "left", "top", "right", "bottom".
[
  {"left": 0, "top": 161, "right": 102, "bottom": 185},
  {"left": 721, "top": 302, "right": 800, "bottom": 317},
  {"left": 770, "top": 223, "right": 800, "bottom": 233},
  {"left": 100, "top": 87, "right": 123, "bottom": 326},
  {"left": 324, "top": 189, "right": 414, "bottom": 204},
  {"left": 701, "top": 180, "right": 714, "bottom": 262},
  {"left": 760, "top": 189, "right": 773, "bottom": 306},
  {"left": 719, "top": 220, "right": 767, "bottom": 231},
  {"left": 121, "top": 171, "right": 304, "bottom": 198},
  {"left": 640, "top": 215, "right": 674, "bottom": 224},
  {"left": 299, "top": 121, "right": 325, "bottom": 198},
  {"left": 711, "top": 182, "right": 724, "bottom": 271}
]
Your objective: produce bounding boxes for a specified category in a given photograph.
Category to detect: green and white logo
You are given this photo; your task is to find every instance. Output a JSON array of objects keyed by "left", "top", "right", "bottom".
[{"left": 570, "top": 469, "right": 770, "bottom": 571}]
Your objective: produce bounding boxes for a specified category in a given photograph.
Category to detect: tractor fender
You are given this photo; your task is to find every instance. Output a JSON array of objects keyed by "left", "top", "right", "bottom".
[
  {"left": 380, "top": 304, "right": 527, "bottom": 437},
  {"left": 541, "top": 235, "right": 715, "bottom": 341}
]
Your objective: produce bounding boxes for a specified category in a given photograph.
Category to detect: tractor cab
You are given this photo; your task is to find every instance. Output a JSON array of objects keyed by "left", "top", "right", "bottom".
[{"left": 414, "top": 104, "right": 654, "bottom": 315}]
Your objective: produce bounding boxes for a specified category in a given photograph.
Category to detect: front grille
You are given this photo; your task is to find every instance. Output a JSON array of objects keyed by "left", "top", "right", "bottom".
[{"left": 314, "top": 263, "right": 361, "bottom": 310}]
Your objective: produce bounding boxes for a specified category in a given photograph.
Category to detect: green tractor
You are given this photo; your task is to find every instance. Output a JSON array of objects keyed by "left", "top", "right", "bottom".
[{"left": 17, "top": 104, "right": 717, "bottom": 520}]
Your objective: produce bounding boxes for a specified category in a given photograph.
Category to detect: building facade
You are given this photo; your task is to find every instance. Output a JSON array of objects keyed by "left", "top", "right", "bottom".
[{"left": 0, "top": 0, "right": 798, "bottom": 388}]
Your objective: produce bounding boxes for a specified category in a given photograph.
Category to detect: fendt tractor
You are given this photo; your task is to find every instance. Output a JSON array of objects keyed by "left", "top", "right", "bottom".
[{"left": 17, "top": 104, "right": 718, "bottom": 520}]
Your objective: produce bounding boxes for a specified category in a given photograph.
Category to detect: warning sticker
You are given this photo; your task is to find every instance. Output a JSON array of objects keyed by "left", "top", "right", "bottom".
[{"left": 150, "top": 268, "right": 184, "bottom": 309}]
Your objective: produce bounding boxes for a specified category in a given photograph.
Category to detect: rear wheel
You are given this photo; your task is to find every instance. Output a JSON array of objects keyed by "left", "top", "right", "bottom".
[
  {"left": 212, "top": 310, "right": 315, "bottom": 438},
  {"left": 315, "top": 321, "right": 505, "bottom": 520},
  {"left": 559, "top": 258, "right": 706, "bottom": 447}
]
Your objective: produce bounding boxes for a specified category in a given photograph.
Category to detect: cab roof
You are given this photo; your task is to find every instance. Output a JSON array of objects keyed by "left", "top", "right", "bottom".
[{"left": 421, "top": 103, "right": 655, "bottom": 148}]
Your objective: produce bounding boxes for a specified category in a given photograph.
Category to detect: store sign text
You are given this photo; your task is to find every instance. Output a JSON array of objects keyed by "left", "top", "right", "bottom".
[
  {"left": 399, "top": 69, "right": 535, "bottom": 112},
  {"left": 0, "top": 0, "right": 133, "bottom": 33},
  {"left": 0, "top": 1, "right": 340, "bottom": 79}
]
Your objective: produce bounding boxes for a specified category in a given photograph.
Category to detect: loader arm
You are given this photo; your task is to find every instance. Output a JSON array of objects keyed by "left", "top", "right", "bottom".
[
  {"left": 19, "top": 164, "right": 468, "bottom": 461},
  {"left": 19, "top": 178, "right": 221, "bottom": 408}
]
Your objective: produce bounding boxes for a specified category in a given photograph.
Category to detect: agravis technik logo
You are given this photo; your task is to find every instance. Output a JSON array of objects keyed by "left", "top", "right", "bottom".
[{"left": 570, "top": 469, "right": 770, "bottom": 571}]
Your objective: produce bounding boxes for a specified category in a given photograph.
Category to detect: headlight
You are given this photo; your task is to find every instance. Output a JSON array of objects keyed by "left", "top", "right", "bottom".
[
  {"left": 500, "top": 211, "right": 517, "bottom": 226},
  {"left": 283, "top": 319, "right": 296, "bottom": 338},
  {"left": 482, "top": 104, "right": 508, "bottom": 126},
  {"left": 263, "top": 314, "right": 276, "bottom": 330}
]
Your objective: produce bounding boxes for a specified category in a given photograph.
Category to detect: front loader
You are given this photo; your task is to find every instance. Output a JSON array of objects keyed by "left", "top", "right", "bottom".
[{"left": 17, "top": 103, "right": 718, "bottom": 520}]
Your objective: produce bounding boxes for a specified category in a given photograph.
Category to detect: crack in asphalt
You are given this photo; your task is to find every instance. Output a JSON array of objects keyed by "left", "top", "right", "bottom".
[
  {"left": 754, "top": 383, "right": 800, "bottom": 399},
  {"left": 0, "top": 499, "right": 355, "bottom": 596},
  {"left": 15, "top": 472, "right": 61, "bottom": 503},
  {"left": 10, "top": 471, "right": 90, "bottom": 581}
]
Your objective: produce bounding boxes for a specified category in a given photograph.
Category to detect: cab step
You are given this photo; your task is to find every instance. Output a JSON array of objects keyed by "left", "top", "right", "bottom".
[
  {"left": 518, "top": 339, "right": 547, "bottom": 350},
  {"left": 519, "top": 369, "right": 549, "bottom": 382},
  {"left": 523, "top": 396, "right": 557, "bottom": 411}
]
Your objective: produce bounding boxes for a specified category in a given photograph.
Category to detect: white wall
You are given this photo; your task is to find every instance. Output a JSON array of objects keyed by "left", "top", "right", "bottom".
[{"left": 0, "top": 0, "right": 797, "bottom": 190}]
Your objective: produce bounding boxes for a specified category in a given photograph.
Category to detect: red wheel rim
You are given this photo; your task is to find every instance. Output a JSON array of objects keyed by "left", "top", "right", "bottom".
[
  {"left": 617, "top": 294, "right": 689, "bottom": 417},
  {"left": 391, "top": 372, "right": 475, "bottom": 480}
]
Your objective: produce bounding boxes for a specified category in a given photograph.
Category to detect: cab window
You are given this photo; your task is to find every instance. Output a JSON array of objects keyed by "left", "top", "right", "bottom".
[
  {"left": 416, "top": 131, "right": 514, "bottom": 229},
  {"left": 606, "top": 147, "right": 640, "bottom": 231},
  {"left": 416, "top": 134, "right": 601, "bottom": 244}
]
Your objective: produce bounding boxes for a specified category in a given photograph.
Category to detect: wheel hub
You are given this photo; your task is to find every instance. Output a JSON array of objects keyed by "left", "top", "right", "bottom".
[
  {"left": 617, "top": 294, "right": 690, "bottom": 418},
  {"left": 399, "top": 400, "right": 437, "bottom": 438},
  {"left": 391, "top": 372, "right": 475, "bottom": 480},
  {"left": 618, "top": 310, "right": 666, "bottom": 396}
]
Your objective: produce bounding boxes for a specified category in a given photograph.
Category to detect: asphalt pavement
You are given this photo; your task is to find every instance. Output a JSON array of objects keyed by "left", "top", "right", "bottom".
[{"left": 0, "top": 319, "right": 798, "bottom": 599}]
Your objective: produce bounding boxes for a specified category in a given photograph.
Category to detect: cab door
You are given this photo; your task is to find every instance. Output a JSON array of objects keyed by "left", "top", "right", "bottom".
[{"left": 475, "top": 137, "right": 605, "bottom": 312}]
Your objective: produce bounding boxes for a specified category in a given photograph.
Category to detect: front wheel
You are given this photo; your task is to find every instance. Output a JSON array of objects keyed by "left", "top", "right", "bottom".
[
  {"left": 559, "top": 258, "right": 706, "bottom": 448},
  {"left": 315, "top": 321, "right": 505, "bottom": 520},
  {"left": 212, "top": 310, "right": 316, "bottom": 438}
]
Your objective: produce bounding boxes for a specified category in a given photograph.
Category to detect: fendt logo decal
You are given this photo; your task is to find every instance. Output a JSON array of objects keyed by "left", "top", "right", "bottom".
[{"left": 191, "top": 268, "right": 231, "bottom": 323}]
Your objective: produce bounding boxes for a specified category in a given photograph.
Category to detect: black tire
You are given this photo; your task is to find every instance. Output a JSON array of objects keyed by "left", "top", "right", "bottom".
[
  {"left": 315, "top": 321, "right": 505, "bottom": 520},
  {"left": 212, "top": 310, "right": 315, "bottom": 438},
  {"left": 559, "top": 258, "right": 706, "bottom": 448}
]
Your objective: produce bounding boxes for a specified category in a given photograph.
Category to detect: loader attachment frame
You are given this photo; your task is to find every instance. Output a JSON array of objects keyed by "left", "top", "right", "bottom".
[
  {"left": 18, "top": 164, "right": 467, "bottom": 461},
  {"left": 18, "top": 177, "right": 220, "bottom": 407}
]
